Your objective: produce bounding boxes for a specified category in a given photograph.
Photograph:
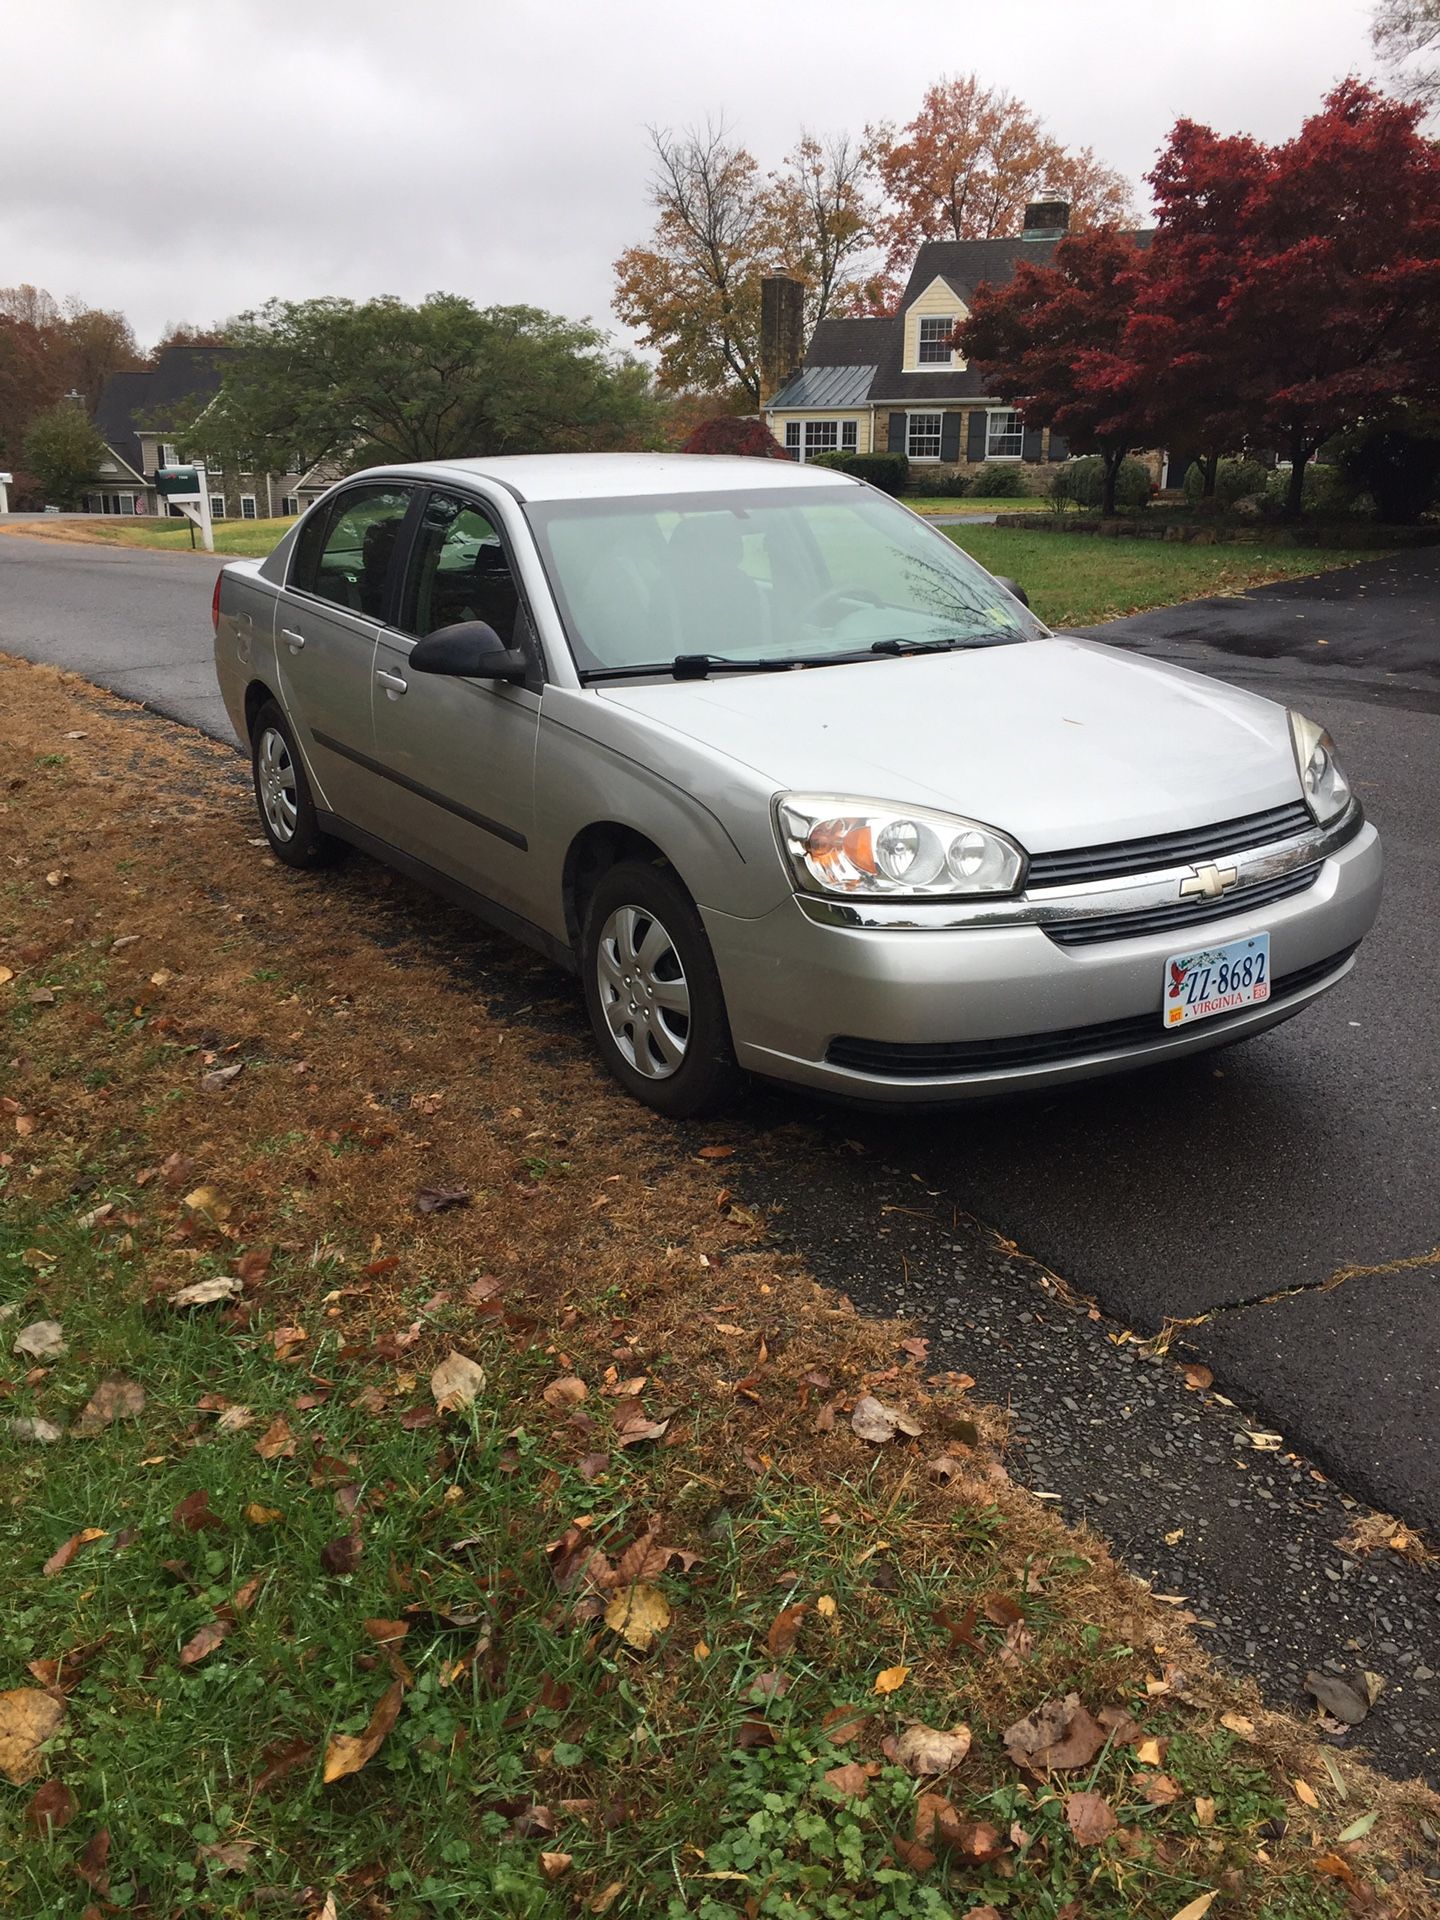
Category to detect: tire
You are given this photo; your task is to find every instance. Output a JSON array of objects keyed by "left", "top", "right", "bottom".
[
  {"left": 250, "top": 699, "right": 346, "bottom": 870},
  {"left": 581, "top": 859, "right": 742, "bottom": 1118}
]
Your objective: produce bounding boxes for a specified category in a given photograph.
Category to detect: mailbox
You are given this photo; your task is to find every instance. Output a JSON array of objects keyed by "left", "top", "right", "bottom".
[{"left": 156, "top": 465, "right": 201, "bottom": 497}]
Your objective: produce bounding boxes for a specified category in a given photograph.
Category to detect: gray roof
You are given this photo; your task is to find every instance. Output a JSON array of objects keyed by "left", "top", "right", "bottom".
[
  {"left": 92, "top": 345, "right": 230, "bottom": 477},
  {"left": 804, "top": 316, "right": 891, "bottom": 365},
  {"left": 767, "top": 363, "right": 876, "bottom": 410}
]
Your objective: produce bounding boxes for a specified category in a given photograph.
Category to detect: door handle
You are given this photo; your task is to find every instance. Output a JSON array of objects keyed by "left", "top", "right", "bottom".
[
  {"left": 281, "top": 628, "right": 306, "bottom": 654},
  {"left": 376, "top": 668, "right": 408, "bottom": 697}
]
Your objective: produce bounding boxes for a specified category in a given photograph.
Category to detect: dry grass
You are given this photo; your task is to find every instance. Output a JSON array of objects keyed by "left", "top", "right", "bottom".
[{"left": 3, "top": 651, "right": 1438, "bottom": 1916}]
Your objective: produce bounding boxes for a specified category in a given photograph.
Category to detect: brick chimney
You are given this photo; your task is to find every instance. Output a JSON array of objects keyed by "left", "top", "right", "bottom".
[
  {"left": 760, "top": 276, "right": 805, "bottom": 402},
  {"left": 1022, "top": 196, "right": 1071, "bottom": 241}
]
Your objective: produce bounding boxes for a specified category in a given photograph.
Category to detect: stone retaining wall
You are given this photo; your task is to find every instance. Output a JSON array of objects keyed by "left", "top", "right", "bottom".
[{"left": 990, "top": 514, "right": 1440, "bottom": 549}]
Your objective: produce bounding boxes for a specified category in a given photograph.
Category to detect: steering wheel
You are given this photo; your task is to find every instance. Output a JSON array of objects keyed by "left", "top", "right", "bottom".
[{"left": 802, "top": 584, "right": 887, "bottom": 630}]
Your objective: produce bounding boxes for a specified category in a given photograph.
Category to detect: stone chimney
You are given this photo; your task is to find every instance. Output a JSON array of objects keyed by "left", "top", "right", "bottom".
[
  {"left": 759, "top": 276, "right": 805, "bottom": 402},
  {"left": 1022, "top": 196, "right": 1071, "bottom": 241}
]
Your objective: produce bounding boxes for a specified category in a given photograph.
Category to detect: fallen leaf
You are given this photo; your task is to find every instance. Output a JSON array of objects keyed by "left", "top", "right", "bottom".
[
  {"left": 230, "top": 1573, "right": 266, "bottom": 1613},
  {"left": 179, "top": 1619, "right": 231, "bottom": 1667},
  {"left": 181, "top": 1185, "right": 228, "bottom": 1219},
  {"left": 1066, "top": 1790, "right": 1117, "bottom": 1846},
  {"left": 1304, "top": 1669, "right": 1371, "bottom": 1726},
  {"left": 1219, "top": 1712, "right": 1255, "bottom": 1738},
  {"left": 218, "top": 1406, "right": 256, "bottom": 1434},
  {"left": 11, "top": 1415, "right": 64, "bottom": 1443},
  {"left": 874, "top": 1664, "right": 909, "bottom": 1696},
  {"left": 172, "top": 1489, "right": 223, "bottom": 1532},
  {"left": 766, "top": 1602, "right": 808, "bottom": 1656},
  {"left": 73, "top": 1375, "right": 145, "bottom": 1436},
  {"left": 1135, "top": 1736, "right": 1167, "bottom": 1766},
  {"left": 0, "top": 1690, "right": 66, "bottom": 1785},
  {"left": 13, "top": 1319, "right": 65, "bottom": 1361},
  {"left": 1170, "top": 1897, "right": 1218, "bottom": 1920},
  {"left": 1335, "top": 1809, "right": 1379, "bottom": 1843},
  {"left": 253, "top": 1735, "right": 316, "bottom": 1794},
  {"left": 244, "top": 1503, "right": 282, "bottom": 1526},
  {"left": 1003, "top": 1694, "right": 1107, "bottom": 1771},
  {"left": 1139, "top": 1772, "right": 1182, "bottom": 1806},
  {"left": 823, "top": 1761, "right": 873, "bottom": 1797},
  {"left": 26, "top": 1779, "right": 77, "bottom": 1833},
  {"left": 42, "top": 1527, "right": 106, "bottom": 1576},
  {"left": 697, "top": 1145, "right": 735, "bottom": 1159},
  {"left": 0, "top": 966, "right": 11, "bottom": 984},
  {"left": 200, "top": 1063, "right": 244, "bottom": 1091},
  {"left": 603, "top": 1583, "right": 670, "bottom": 1651},
  {"left": 893, "top": 1722, "right": 973, "bottom": 1776},
  {"left": 1293, "top": 1777, "right": 1321, "bottom": 1808},
  {"left": 1182, "top": 1363, "right": 1213, "bottom": 1390},
  {"left": 542, "top": 1376, "right": 587, "bottom": 1409},
  {"left": 430, "top": 1350, "right": 485, "bottom": 1413},
  {"left": 820, "top": 1704, "right": 870, "bottom": 1744},
  {"left": 415, "top": 1187, "right": 471, "bottom": 1213},
  {"left": 362, "top": 1619, "right": 410, "bottom": 1644},
  {"left": 850, "top": 1393, "right": 922, "bottom": 1443},
  {"left": 1194, "top": 1795, "right": 1216, "bottom": 1827},
  {"left": 169, "top": 1276, "right": 243, "bottom": 1309},
  {"left": 321, "top": 1530, "right": 363, "bottom": 1575},
  {"left": 254, "top": 1416, "right": 297, "bottom": 1461},
  {"left": 197, "top": 1839, "right": 256, "bottom": 1875},
  {"left": 540, "top": 1851, "right": 573, "bottom": 1881},
  {"left": 322, "top": 1681, "right": 405, "bottom": 1784},
  {"left": 590, "top": 1883, "right": 625, "bottom": 1915},
  {"left": 1314, "top": 1851, "right": 1361, "bottom": 1887},
  {"left": 76, "top": 1827, "right": 110, "bottom": 1895}
]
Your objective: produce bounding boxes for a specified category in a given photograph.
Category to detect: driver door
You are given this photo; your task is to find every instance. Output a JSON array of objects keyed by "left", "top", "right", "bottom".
[{"left": 371, "top": 487, "right": 541, "bottom": 917}]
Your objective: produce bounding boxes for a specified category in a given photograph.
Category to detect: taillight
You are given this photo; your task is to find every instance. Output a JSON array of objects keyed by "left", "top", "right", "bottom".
[{"left": 211, "top": 572, "right": 223, "bottom": 633}]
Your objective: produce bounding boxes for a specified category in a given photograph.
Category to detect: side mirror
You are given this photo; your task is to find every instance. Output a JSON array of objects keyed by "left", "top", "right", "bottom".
[
  {"left": 408, "top": 619, "right": 527, "bottom": 683},
  {"left": 994, "top": 576, "right": 1030, "bottom": 608}
]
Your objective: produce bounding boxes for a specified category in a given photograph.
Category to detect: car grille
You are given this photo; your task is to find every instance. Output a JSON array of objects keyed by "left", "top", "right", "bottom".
[
  {"left": 1043, "top": 863, "right": 1322, "bottom": 948},
  {"left": 824, "top": 946, "right": 1357, "bottom": 1079},
  {"left": 1025, "top": 800, "right": 1316, "bottom": 888}
]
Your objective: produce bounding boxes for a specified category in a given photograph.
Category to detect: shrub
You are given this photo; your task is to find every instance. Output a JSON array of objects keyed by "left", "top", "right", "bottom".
[
  {"left": 682, "top": 416, "right": 792, "bottom": 458},
  {"left": 1183, "top": 457, "right": 1269, "bottom": 506},
  {"left": 1054, "top": 455, "right": 1152, "bottom": 511},
  {"left": 966, "top": 463, "right": 1029, "bottom": 498},
  {"left": 1333, "top": 418, "right": 1440, "bottom": 524},
  {"left": 1261, "top": 462, "right": 1359, "bottom": 517},
  {"left": 905, "top": 465, "right": 966, "bottom": 497},
  {"left": 809, "top": 449, "right": 909, "bottom": 495}
]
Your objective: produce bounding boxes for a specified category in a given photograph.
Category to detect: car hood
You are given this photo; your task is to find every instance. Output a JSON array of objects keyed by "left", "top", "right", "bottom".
[{"left": 595, "top": 636, "right": 1303, "bottom": 852}]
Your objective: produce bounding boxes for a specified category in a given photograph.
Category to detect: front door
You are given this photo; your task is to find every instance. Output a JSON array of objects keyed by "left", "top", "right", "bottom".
[
  {"left": 371, "top": 487, "right": 541, "bottom": 918},
  {"left": 276, "top": 481, "right": 415, "bottom": 832}
]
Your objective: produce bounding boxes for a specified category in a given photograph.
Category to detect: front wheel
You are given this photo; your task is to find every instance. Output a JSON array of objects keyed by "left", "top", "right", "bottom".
[
  {"left": 250, "top": 699, "right": 345, "bottom": 870},
  {"left": 581, "top": 861, "right": 741, "bottom": 1117}
]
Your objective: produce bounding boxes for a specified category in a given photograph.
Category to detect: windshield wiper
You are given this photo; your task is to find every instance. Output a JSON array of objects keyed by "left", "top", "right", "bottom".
[
  {"left": 581, "top": 653, "right": 826, "bottom": 683},
  {"left": 868, "top": 634, "right": 1010, "bottom": 655}
]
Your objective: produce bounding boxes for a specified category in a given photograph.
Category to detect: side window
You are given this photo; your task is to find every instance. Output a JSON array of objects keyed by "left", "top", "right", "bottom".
[
  {"left": 400, "top": 491, "right": 520, "bottom": 644},
  {"left": 290, "top": 485, "right": 412, "bottom": 618}
]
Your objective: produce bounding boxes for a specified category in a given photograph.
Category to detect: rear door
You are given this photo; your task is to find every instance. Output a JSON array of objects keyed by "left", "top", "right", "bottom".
[
  {"left": 370, "top": 486, "right": 541, "bottom": 916},
  {"left": 276, "top": 481, "right": 416, "bottom": 831}
]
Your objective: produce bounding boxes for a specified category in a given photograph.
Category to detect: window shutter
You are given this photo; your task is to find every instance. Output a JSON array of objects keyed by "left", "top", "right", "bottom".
[
  {"left": 1022, "top": 424, "right": 1044, "bottom": 462},
  {"left": 939, "top": 413, "right": 961, "bottom": 463},
  {"left": 1048, "top": 430, "right": 1069, "bottom": 462},
  {"left": 967, "top": 412, "right": 987, "bottom": 461},
  {"left": 888, "top": 412, "right": 907, "bottom": 454}
]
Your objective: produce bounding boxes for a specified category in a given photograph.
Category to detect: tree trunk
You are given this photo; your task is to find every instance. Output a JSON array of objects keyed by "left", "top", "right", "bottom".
[
  {"left": 1283, "top": 426, "right": 1310, "bottom": 520},
  {"left": 1200, "top": 453, "right": 1219, "bottom": 498},
  {"left": 1102, "top": 447, "right": 1124, "bottom": 517}
]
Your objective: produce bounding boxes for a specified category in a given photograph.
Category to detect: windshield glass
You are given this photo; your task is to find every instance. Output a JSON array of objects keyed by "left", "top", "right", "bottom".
[{"left": 525, "top": 484, "right": 1045, "bottom": 676}]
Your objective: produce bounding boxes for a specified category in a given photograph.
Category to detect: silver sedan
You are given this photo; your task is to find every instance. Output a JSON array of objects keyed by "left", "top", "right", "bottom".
[{"left": 213, "top": 454, "right": 1382, "bottom": 1115}]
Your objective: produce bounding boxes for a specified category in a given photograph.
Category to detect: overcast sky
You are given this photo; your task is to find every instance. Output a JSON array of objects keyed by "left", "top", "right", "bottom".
[{"left": 4, "top": 0, "right": 1390, "bottom": 353}]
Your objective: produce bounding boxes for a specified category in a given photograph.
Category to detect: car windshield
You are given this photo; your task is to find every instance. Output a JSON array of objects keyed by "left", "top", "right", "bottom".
[{"left": 525, "top": 484, "right": 1044, "bottom": 677}]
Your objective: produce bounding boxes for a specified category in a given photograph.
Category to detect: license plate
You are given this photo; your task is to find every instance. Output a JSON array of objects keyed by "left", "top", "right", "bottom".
[{"left": 1163, "top": 932, "right": 1271, "bottom": 1028}]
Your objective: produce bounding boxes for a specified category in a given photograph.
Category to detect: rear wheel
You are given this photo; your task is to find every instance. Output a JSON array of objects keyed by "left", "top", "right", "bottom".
[
  {"left": 581, "top": 860, "right": 741, "bottom": 1117},
  {"left": 250, "top": 699, "right": 345, "bottom": 870}
]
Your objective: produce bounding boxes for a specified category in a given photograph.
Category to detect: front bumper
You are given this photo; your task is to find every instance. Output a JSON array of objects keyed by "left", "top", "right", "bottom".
[{"left": 702, "top": 818, "right": 1382, "bottom": 1104}]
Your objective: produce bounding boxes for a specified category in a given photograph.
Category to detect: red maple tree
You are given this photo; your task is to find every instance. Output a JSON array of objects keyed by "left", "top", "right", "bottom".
[
  {"left": 1136, "top": 80, "right": 1440, "bottom": 516},
  {"left": 681, "top": 415, "right": 793, "bottom": 458},
  {"left": 959, "top": 227, "right": 1154, "bottom": 515}
]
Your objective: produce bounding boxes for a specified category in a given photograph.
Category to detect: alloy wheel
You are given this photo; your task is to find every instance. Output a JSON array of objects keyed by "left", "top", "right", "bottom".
[{"left": 596, "top": 904, "right": 691, "bottom": 1079}]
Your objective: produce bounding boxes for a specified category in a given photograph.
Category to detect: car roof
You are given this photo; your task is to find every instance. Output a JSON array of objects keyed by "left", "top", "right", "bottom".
[{"left": 360, "top": 452, "right": 858, "bottom": 503}]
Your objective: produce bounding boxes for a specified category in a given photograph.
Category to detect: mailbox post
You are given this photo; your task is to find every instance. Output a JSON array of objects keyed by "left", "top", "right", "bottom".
[
  {"left": 0, "top": 471, "right": 11, "bottom": 516},
  {"left": 154, "top": 463, "right": 214, "bottom": 552}
]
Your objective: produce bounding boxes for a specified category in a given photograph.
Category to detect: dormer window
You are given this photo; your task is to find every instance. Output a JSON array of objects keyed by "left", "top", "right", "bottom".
[{"left": 917, "top": 317, "right": 956, "bottom": 365}]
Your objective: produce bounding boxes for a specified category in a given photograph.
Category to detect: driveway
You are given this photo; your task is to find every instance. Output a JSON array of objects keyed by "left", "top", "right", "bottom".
[{"left": 4, "top": 529, "right": 1439, "bottom": 1777}]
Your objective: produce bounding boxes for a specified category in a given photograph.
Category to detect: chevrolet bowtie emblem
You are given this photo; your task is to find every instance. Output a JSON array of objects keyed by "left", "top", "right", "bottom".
[{"left": 1180, "top": 861, "right": 1240, "bottom": 901}]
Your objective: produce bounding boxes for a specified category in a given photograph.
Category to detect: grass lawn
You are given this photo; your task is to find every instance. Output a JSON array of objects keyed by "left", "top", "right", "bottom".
[
  {"left": 3, "top": 657, "right": 1437, "bottom": 1919},
  {"left": 0, "top": 516, "right": 292, "bottom": 559},
  {"left": 944, "top": 527, "right": 1392, "bottom": 630}
]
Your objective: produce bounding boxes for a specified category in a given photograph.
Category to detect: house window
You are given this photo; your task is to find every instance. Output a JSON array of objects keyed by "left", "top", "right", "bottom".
[
  {"left": 160, "top": 443, "right": 179, "bottom": 468},
  {"left": 240, "top": 495, "right": 258, "bottom": 520},
  {"left": 118, "top": 492, "right": 135, "bottom": 515},
  {"left": 841, "top": 420, "right": 858, "bottom": 450},
  {"left": 986, "top": 409, "right": 1024, "bottom": 459},
  {"left": 784, "top": 422, "right": 801, "bottom": 452},
  {"left": 907, "top": 412, "right": 943, "bottom": 460},
  {"left": 210, "top": 495, "right": 226, "bottom": 520},
  {"left": 918, "top": 316, "right": 956, "bottom": 365},
  {"left": 280, "top": 495, "right": 299, "bottom": 516},
  {"left": 804, "top": 420, "right": 838, "bottom": 458}
]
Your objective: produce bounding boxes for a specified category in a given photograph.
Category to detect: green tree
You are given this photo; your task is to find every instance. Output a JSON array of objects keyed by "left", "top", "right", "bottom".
[
  {"left": 193, "top": 294, "right": 659, "bottom": 474},
  {"left": 22, "top": 402, "right": 106, "bottom": 506}
]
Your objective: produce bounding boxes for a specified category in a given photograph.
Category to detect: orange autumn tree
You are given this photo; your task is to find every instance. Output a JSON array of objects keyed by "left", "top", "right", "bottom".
[{"left": 872, "top": 75, "right": 1132, "bottom": 289}]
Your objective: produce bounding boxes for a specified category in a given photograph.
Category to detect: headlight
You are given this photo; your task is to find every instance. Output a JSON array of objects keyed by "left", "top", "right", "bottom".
[
  {"left": 775, "top": 794, "right": 1026, "bottom": 898},
  {"left": 1288, "top": 711, "right": 1352, "bottom": 826}
]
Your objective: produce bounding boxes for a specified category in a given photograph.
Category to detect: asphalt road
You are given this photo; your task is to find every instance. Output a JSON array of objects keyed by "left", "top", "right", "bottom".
[{"left": 4, "top": 528, "right": 1440, "bottom": 1777}]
